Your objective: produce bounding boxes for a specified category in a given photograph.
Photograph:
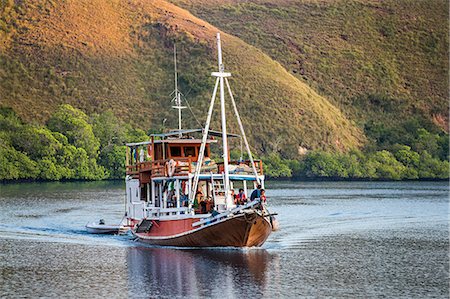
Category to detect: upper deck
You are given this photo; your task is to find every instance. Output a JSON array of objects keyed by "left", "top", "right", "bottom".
[{"left": 125, "top": 129, "right": 263, "bottom": 182}]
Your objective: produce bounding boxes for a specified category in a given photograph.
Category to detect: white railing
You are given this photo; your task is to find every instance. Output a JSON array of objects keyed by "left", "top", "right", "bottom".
[
  {"left": 145, "top": 206, "right": 160, "bottom": 218},
  {"left": 145, "top": 206, "right": 189, "bottom": 218}
]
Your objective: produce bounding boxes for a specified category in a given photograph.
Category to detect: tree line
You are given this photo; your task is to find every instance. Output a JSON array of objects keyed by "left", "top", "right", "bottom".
[
  {"left": 0, "top": 104, "right": 448, "bottom": 181},
  {"left": 262, "top": 126, "right": 449, "bottom": 180},
  {"left": 0, "top": 105, "right": 147, "bottom": 180}
]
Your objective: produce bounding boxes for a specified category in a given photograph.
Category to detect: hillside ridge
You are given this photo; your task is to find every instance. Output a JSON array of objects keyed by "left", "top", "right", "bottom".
[
  {"left": 171, "top": 0, "right": 449, "bottom": 133},
  {"left": 0, "top": 0, "right": 364, "bottom": 154}
]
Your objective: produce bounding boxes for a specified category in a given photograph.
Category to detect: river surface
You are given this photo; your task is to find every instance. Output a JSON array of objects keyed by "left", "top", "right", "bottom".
[{"left": 0, "top": 181, "right": 448, "bottom": 298}]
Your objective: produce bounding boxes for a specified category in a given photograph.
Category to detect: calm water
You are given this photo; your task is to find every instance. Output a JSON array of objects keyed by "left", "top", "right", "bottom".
[{"left": 0, "top": 181, "right": 448, "bottom": 298}]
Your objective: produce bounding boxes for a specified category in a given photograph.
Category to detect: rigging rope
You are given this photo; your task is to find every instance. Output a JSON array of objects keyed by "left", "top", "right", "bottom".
[
  {"left": 182, "top": 93, "right": 204, "bottom": 128},
  {"left": 225, "top": 77, "right": 261, "bottom": 184}
]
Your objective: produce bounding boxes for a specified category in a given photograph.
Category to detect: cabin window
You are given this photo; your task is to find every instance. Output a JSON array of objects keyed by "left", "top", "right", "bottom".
[
  {"left": 170, "top": 146, "right": 182, "bottom": 157},
  {"left": 184, "top": 146, "right": 195, "bottom": 157}
]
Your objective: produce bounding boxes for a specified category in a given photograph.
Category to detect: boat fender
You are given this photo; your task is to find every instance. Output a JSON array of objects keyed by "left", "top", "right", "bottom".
[{"left": 166, "top": 159, "right": 176, "bottom": 177}]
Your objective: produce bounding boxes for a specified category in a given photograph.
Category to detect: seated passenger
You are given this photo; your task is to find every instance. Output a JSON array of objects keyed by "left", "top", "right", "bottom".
[
  {"left": 194, "top": 191, "right": 203, "bottom": 209},
  {"left": 260, "top": 189, "right": 267, "bottom": 203},
  {"left": 236, "top": 188, "right": 247, "bottom": 205},
  {"left": 200, "top": 200, "right": 207, "bottom": 214},
  {"left": 250, "top": 184, "right": 262, "bottom": 201}
]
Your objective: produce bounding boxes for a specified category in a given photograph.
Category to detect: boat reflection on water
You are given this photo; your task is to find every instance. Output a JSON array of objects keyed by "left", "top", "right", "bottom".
[{"left": 127, "top": 246, "right": 280, "bottom": 298}]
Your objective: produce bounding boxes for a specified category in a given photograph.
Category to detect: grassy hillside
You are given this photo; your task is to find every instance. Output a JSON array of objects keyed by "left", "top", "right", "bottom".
[
  {"left": 0, "top": 0, "right": 364, "bottom": 157},
  {"left": 170, "top": 0, "right": 449, "bottom": 132}
]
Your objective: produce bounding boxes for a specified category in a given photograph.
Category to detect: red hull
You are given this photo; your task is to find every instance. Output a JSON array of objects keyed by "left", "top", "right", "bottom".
[{"left": 132, "top": 212, "right": 272, "bottom": 247}]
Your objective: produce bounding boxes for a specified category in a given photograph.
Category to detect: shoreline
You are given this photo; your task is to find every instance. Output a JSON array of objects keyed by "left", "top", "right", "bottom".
[{"left": 1, "top": 177, "right": 448, "bottom": 184}]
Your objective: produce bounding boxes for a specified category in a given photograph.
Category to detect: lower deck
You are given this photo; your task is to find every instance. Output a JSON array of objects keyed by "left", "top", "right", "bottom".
[{"left": 125, "top": 173, "right": 265, "bottom": 221}]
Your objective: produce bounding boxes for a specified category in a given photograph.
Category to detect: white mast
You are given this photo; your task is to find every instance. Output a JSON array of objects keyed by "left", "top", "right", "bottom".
[
  {"left": 190, "top": 32, "right": 260, "bottom": 210},
  {"left": 190, "top": 33, "right": 233, "bottom": 210},
  {"left": 172, "top": 44, "right": 186, "bottom": 136},
  {"left": 189, "top": 79, "right": 219, "bottom": 210},
  {"left": 216, "top": 33, "right": 232, "bottom": 209}
]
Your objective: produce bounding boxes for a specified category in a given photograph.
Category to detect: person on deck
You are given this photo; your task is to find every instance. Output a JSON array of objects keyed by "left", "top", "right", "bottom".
[
  {"left": 181, "top": 194, "right": 189, "bottom": 207},
  {"left": 260, "top": 189, "right": 267, "bottom": 203},
  {"left": 250, "top": 184, "right": 262, "bottom": 201},
  {"left": 194, "top": 191, "right": 203, "bottom": 209},
  {"left": 230, "top": 189, "right": 236, "bottom": 202},
  {"left": 206, "top": 197, "right": 214, "bottom": 213},
  {"left": 235, "top": 188, "right": 247, "bottom": 205},
  {"left": 200, "top": 199, "right": 207, "bottom": 214}
]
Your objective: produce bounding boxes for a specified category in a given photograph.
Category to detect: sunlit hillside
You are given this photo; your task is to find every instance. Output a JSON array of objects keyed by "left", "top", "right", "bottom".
[
  {"left": 171, "top": 0, "right": 449, "bottom": 133},
  {"left": 0, "top": 0, "right": 364, "bottom": 156}
]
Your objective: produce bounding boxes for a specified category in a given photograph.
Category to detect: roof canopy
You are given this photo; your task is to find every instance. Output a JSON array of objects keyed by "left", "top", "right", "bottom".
[
  {"left": 126, "top": 128, "right": 240, "bottom": 147},
  {"left": 150, "top": 128, "right": 240, "bottom": 138}
]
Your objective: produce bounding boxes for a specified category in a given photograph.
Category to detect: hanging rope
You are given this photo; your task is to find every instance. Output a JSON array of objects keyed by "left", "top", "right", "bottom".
[
  {"left": 182, "top": 94, "right": 204, "bottom": 128},
  {"left": 189, "top": 78, "right": 220, "bottom": 207},
  {"left": 225, "top": 77, "right": 261, "bottom": 184}
]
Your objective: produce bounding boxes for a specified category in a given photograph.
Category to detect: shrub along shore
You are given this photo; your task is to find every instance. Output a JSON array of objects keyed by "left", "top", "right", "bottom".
[{"left": 1, "top": 105, "right": 448, "bottom": 181}]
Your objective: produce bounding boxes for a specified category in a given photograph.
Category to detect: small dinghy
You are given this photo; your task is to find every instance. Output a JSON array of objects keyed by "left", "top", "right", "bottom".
[{"left": 86, "top": 219, "right": 121, "bottom": 234}]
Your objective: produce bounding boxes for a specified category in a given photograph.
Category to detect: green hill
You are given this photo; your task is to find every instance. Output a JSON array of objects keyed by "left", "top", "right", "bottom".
[
  {"left": 171, "top": 0, "right": 449, "bottom": 132},
  {"left": 0, "top": 0, "right": 363, "bottom": 156}
]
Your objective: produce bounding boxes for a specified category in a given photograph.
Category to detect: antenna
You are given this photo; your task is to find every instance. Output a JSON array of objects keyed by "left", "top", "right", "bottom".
[{"left": 171, "top": 44, "right": 186, "bottom": 136}]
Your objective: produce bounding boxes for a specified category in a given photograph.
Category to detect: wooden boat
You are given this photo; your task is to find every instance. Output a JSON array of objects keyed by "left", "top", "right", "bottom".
[
  {"left": 109, "top": 33, "right": 276, "bottom": 247},
  {"left": 131, "top": 202, "right": 272, "bottom": 247}
]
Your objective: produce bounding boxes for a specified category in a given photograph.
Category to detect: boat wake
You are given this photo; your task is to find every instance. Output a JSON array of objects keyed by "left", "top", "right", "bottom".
[{"left": 0, "top": 223, "right": 130, "bottom": 247}]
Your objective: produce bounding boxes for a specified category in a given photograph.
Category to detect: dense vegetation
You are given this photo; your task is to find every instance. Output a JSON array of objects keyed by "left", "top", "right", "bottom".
[
  {"left": 1, "top": 104, "right": 447, "bottom": 181},
  {"left": 262, "top": 126, "right": 449, "bottom": 180},
  {"left": 0, "top": 105, "right": 147, "bottom": 180},
  {"left": 263, "top": 147, "right": 448, "bottom": 180}
]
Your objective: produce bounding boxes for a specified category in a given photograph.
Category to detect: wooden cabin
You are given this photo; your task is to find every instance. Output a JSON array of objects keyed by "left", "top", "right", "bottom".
[
  {"left": 126, "top": 130, "right": 216, "bottom": 180},
  {"left": 124, "top": 129, "right": 264, "bottom": 218},
  {"left": 125, "top": 129, "right": 263, "bottom": 180}
]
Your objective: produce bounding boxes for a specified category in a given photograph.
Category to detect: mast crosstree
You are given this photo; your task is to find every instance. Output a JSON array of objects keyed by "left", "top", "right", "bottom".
[{"left": 189, "top": 33, "right": 261, "bottom": 211}]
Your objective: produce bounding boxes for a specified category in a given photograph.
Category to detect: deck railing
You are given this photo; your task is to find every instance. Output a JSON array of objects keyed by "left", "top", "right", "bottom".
[
  {"left": 145, "top": 206, "right": 189, "bottom": 218},
  {"left": 149, "top": 157, "right": 193, "bottom": 177},
  {"left": 217, "top": 160, "right": 263, "bottom": 175},
  {"left": 126, "top": 158, "right": 263, "bottom": 176},
  {"left": 126, "top": 161, "right": 152, "bottom": 175}
]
